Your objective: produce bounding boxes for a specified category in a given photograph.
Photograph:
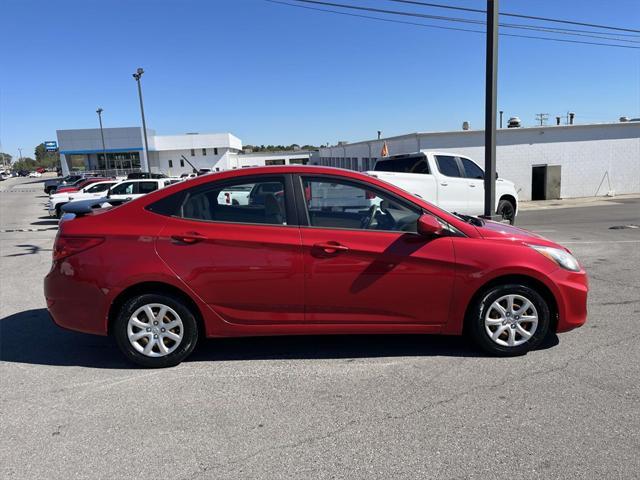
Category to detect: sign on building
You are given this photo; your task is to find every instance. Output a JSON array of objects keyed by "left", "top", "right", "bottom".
[{"left": 44, "top": 141, "right": 58, "bottom": 152}]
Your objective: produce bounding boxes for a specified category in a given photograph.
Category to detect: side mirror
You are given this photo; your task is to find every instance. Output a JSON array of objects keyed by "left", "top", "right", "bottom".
[{"left": 417, "top": 214, "right": 443, "bottom": 237}]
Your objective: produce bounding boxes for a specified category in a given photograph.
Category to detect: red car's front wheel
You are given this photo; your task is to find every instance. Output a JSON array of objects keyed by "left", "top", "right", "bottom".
[{"left": 469, "top": 284, "right": 551, "bottom": 356}]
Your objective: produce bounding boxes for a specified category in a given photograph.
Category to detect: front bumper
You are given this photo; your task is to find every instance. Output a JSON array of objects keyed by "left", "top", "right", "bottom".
[{"left": 549, "top": 268, "right": 589, "bottom": 332}]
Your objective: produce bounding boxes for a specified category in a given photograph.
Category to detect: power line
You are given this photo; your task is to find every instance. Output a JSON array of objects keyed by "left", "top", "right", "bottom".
[
  {"left": 271, "top": 0, "right": 640, "bottom": 49},
  {"left": 287, "top": 0, "right": 640, "bottom": 44},
  {"left": 385, "top": 0, "right": 640, "bottom": 34}
]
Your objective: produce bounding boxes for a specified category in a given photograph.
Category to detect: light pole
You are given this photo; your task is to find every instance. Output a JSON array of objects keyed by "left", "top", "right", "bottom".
[
  {"left": 96, "top": 108, "right": 108, "bottom": 173},
  {"left": 482, "top": 0, "right": 499, "bottom": 220},
  {"left": 132, "top": 67, "right": 151, "bottom": 173}
]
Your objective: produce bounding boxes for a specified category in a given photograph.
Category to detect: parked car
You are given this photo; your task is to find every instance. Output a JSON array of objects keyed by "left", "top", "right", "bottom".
[
  {"left": 36, "top": 167, "right": 46, "bottom": 174},
  {"left": 48, "top": 180, "right": 118, "bottom": 218},
  {"left": 28, "top": 171, "right": 42, "bottom": 177},
  {"left": 44, "top": 174, "right": 86, "bottom": 194},
  {"left": 106, "top": 178, "right": 180, "bottom": 203},
  {"left": 53, "top": 177, "right": 111, "bottom": 196},
  {"left": 45, "top": 166, "right": 588, "bottom": 368},
  {"left": 369, "top": 151, "right": 519, "bottom": 224}
]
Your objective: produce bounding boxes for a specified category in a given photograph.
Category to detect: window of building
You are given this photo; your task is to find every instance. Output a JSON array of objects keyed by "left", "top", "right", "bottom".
[
  {"left": 190, "top": 149, "right": 195, "bottom": 157},
  {"left": 302, "top": 177, "right": 420, "bottom": 232},
  {"left": 180, "top": 178, "right": 287, "bottom": 225},
  {"left": 214, "top": 148, "right": 219, "bottom": 155},
  {"left": 265, "top": 159, "right": 286, "bottom": 166},
  {"left": 202, "top": 148, "right": 207, "bottom": 156},
  {"left": 180, "top": 159, "right": 185, "bottom": 167},
  {"left": 168, "top": 160, "right": 173, "bottom": 168},
  {"left": 435, "top": 155, "right": 463, "bottom": 178}
]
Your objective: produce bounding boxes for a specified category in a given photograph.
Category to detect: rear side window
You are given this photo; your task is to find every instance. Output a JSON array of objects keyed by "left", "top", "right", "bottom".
[
  {"left": 435, "top": 156, "right": 462, "bottom": 178},
  {"left": 181, "top": 178, "right": 287, "bottom": 225},
  {"left": 461, "top": 158, "right": 484, "bottom": 179},
  {"left": 374, "top": 156, "right": 430, "bottom": 174},
  {"left": 138, "top": 182, "right": 158, "bottom": 194}
]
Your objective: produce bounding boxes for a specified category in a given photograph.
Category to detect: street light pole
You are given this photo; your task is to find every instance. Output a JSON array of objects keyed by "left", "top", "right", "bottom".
[
  {"left": 132, "top": 67, "right": 151, "bottom": 173},
  {"left": 483, "top": 0, "right": 499, "bottom": 219},
  {"left": 96, "top": 108, "right": 108, "bottom": 173}
]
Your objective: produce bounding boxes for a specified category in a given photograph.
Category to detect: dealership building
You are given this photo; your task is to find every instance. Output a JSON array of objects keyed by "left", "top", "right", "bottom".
[
  {"left": 312, "top": 121, "right": 640, "bottom": 201},
  {"left": 56, "top": 127, "right": 311, "bottom": 176}
]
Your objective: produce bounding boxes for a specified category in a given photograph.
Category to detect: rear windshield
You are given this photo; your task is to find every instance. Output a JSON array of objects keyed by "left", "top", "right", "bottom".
[{"left": 374, "top": 156, "right": 430, "bottom": 174}]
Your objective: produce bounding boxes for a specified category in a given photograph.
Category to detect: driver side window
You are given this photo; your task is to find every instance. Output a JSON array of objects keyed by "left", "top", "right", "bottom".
[{"left": 301, "top": 177, "right": 420, "bottom": 232}]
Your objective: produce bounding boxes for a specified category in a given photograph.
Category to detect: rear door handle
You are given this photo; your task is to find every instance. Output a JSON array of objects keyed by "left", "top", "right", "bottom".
[
  {"left": 313, "top": 242, "right": 349, "bottom": 254},
  {"left": 440, "top": 182, "right": 448, "bottom": 186},
  {"left": 469, "top": 184, "right": 477, "bottom": 188},
  {"left": 171, "top": 232, "right": 206, "bottom": 244}
]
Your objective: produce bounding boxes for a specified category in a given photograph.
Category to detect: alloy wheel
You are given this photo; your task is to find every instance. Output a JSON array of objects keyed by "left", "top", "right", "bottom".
[
  {"left": 127, "top": 303, "right": 184, "bottom": 357},
  {"left": 484, "top": 294, "right": 538, "bottom": 347}
]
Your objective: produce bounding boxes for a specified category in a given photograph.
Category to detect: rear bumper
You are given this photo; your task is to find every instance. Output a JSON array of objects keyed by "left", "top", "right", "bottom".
[
  {"left": 44, "top": 261, "right": 112, "bottom": 336},
  {"left": 549, "top": 268, "right": 589, "bottom": 333}
]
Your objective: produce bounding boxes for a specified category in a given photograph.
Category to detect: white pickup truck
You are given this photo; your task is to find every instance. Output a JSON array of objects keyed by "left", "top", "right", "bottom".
[{"left": 367, "top": 151, "right": 518, "bottom": 224}]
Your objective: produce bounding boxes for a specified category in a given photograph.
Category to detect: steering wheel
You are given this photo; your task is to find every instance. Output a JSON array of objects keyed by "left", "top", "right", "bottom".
[{"left": 361, "top": 204, "right": 380, "bottom": 229}]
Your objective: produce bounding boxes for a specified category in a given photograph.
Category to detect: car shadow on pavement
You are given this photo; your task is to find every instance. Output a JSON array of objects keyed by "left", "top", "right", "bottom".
[
  {"left": 0, "top": 309, "right": 559, "bottom": 369},
  {"left": 0, "top": 309, "right": 130, "bottom": 369},
  {"left": 31, "top": 220, "right": 59, "bottom": 226}
]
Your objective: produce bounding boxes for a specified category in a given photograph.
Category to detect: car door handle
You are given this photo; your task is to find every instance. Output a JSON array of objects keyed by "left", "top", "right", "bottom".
[
  {"left": 469, "top": 184, "right": 477, "bottom": 187},
  {"left": 440, "top": 182, "right": 448, "bottom": 186},
  {"left": 313, "top": 242, "right": 349, "bottom": 254},
  {"left": 171, "top": 232, "right": 206, "bottom": 244}
]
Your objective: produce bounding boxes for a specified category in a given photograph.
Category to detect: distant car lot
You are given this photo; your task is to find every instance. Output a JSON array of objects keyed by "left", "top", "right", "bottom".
[{"left": 1, "top": 176, "right": 639, "bottom": 479}]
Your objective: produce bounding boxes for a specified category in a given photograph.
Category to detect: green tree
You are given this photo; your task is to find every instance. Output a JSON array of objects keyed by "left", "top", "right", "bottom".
[{"left": 34, "top": 143, "right": 60, "bottom": 169}]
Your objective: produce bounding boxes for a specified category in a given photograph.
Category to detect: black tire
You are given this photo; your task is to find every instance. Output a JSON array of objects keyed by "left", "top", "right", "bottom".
[
  {"left": 497, "top": 199, "right": 516, "bottom": 225},
  {"left": 113, "top": 293, "right": 199, "bottom": 368},
  {"left": 55, "top": 204, "right": 64, "bottom": 219},
  {"left": 468, "top": 284, "right": 550, "bottom": 356}
]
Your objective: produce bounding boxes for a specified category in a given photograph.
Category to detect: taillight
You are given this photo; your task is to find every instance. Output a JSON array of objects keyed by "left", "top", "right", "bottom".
[
  {"left": 304, "top": 184, "right": 312, "bottom": 202},
  {"left": 224, "top": 192, "right": 231, "bottom": 204},
  {"left": 53, "top": 235, "right": 105, "bottom": 261},
  {"left": 365, "top": 190, "right": 376, "bottom": 200}
]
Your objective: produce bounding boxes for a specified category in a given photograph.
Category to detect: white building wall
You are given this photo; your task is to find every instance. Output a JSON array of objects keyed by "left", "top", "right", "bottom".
[{"left": 317, "top": 123, "right": 640, "bottom": 201}]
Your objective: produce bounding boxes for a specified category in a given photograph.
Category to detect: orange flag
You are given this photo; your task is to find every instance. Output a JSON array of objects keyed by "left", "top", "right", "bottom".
[{"left": 381, "top": 141, "right": 389, "bottom": 157}]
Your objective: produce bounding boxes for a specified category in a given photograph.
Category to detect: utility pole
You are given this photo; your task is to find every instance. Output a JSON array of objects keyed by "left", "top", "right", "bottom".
[
  {"left": 18, "top": 148, "right": 23, "bottom": 161},
  {"left": 483, "top": 0, "right": 499, "bottom": 220},
  {"left": 535, "top": 113, "right": 549, "bottom": 126},
  {"left": 96, "top": 108, "right": 108, "bottom": 172},
  {"left": 132, "top": 67, "right": 151, "bottom": 173}
]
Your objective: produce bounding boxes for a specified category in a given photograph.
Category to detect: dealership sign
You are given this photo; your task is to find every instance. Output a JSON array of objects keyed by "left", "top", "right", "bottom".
[{"left": 44, "top": 141, "right": 58, "bottom": 151}]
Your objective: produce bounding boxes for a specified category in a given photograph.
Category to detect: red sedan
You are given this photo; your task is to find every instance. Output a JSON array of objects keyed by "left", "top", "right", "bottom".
[{"left": 44, "top": 166, "right": 588, "bottom": 367}]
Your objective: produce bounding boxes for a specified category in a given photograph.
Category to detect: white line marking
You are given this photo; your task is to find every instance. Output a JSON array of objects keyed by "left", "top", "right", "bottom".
[{"left": 561, "top": 240, "right": 640, "bottom": 245}]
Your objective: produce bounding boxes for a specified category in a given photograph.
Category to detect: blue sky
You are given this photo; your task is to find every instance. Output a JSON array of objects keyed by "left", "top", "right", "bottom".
[{"left": 1, "top": 0, "right": 639, "bottom": 159}]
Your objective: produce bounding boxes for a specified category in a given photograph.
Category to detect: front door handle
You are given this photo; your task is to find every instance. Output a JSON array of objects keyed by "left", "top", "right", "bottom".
[
  {"left": 171, "top": 232, "right": 206, "bottom": 244},
  {"left": 313, "top": 241, "right": 349, "bottom": 255},
  {"left": 440, "top": 182, "right": 448, "bottom": 186},
  {"left": 469, "top": 183, "right": 477, "bottom": 188}
]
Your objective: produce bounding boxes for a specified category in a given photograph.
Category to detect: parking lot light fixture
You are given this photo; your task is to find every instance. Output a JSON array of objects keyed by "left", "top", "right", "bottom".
[
  {"left": 96, "top": 108, "right": 108, "bottom": 172},
  {"left": 132, "top": 67, "right": 151, "bottom": 173}
]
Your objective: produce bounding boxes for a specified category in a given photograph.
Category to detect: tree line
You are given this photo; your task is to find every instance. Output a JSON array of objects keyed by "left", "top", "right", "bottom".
[{"left": 0, "top": 144, "right": 60, "bottom": 171}]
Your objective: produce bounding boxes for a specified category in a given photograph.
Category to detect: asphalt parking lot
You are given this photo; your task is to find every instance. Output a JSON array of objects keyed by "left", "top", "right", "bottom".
[{"left": 1, "top": 175, "right": 639, "bottom": 480}]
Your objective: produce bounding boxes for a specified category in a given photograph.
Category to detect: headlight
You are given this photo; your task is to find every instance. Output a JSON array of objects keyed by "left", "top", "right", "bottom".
[{"left": 529, "top": 245, "right": 581, "bottom": 272}]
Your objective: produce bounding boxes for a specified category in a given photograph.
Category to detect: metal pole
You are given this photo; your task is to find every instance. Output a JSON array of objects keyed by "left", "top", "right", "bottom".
[
  {"left": 133, "top": 68, "right": 151, "bottom": 173},
  {"left": 96, "top": 108, "right": 108, "bottom": 174},
  {"left": 483, "top": 0, "right": 499, "bottom": 219},
  {"left": 499, "top": 110, "right": 504, "bottom": 129}
]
